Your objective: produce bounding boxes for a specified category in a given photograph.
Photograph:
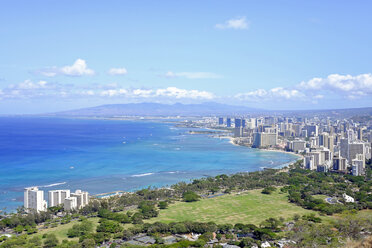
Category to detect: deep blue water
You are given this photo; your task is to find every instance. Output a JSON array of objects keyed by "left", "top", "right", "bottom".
[{"left": 0, "top": 117, "right": 297, "bottom": 212}]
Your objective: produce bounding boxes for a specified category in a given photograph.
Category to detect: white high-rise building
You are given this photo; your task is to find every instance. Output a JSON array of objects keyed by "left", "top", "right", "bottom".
[
  {"left": 24, "top": 187, "right": 47, "bottom": 212},
  {"left": 64, "top": 197, "right": 78, "bottom": 211},
  {"left": 71, "top": 190, "right": 89, "bottom": 209},
  {"left": 304, "top": 155, "right": 316, "bottom": 170},
  {"left": 352, "top": 155, "right": 364, "bottom": 176},
  {"left": 48, "top": 190, "right": 70, "bottom": 207}
]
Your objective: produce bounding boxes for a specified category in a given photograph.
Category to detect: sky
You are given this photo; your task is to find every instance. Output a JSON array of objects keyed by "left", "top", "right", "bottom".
[{"left": 1, "top": 0, "right": 372, "bottom": 114}]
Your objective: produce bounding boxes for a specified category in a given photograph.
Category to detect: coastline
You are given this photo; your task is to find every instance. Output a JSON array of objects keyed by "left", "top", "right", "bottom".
[
  {"left": 202, "top": 126, "right": 302, "bottom": 165},
  {"left": 1, "top": 118, "right": 302, "bottom": 210}
]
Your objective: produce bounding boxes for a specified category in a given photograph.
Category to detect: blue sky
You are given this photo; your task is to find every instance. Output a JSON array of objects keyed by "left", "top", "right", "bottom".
[{"left": 1, "top": 0, "right": 372, "bottom": 114}]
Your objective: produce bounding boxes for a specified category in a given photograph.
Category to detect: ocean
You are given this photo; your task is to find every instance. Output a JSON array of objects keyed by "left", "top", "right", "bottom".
[{"left": 0, "top": 117, "right": 298, "bottom": 212}]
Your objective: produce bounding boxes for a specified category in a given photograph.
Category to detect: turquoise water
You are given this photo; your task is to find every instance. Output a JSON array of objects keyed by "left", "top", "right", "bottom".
[{"left": 0, "top": 117, "right": 297, "bottom": 212}]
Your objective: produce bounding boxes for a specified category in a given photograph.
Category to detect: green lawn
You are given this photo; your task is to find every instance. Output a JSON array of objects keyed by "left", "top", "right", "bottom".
[
  {"left": 149, "top": 189, "right": 326, "bottom": 225},
  {"left": 34, "top": 217, "right": 100, "bottom": 242}
]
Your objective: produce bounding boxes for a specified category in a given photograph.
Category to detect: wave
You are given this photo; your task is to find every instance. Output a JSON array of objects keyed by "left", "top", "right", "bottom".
[
  {"left": 38, "top": 182, "right": 67, "bottom": 188},
  {"left": 131, "top": 173, "right": 155, "bottom": 177}
]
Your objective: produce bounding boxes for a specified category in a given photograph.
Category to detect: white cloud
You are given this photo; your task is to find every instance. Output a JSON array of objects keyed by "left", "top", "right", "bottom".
[
  {"left": 215, "top": 17, "right": 250, "bottom": 30},
  {"left": 164, "top": 71, "right": 221, "bottom": 79},
  {"left": 108, "top": 67, "right": 128, "bottom": 75},
  {"left": 0, "top": 80, "right": 59, "bottom": 99},
  {"left": 156, "top": 87, "right": 214, "bottom": 99},
  {"left": 299, "top": 73, "right": 372, "bottom": 96},
  {"left": 99, "top": 87, "right": 214, "bottom": 100},
  {"left": 12, "top": 80, "right": 48, "bottom": 90},
  {"left": 60, "top": 59, "right": 95, "bottom": 76},
  {"left": 235, "top": 87, "right": 304, "bottom": 101},
  {"left": 37, "top": 59, "right": 95, "bottom": 77}
]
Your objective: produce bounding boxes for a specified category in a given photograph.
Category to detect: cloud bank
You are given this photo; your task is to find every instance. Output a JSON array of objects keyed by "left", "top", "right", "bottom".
[
  {"left": 108, "top": 67, "right": 128, "bottom": 75},
  {"left": 164, "top": 71, "right": 221, "bottom": 79},
  {"left": 215, "top": 17, "right": 250, "bottom": 30}
]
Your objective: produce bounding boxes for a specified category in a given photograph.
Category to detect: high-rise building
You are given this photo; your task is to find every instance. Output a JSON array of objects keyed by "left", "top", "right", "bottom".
[
  {"left": 304, "top": 125, "right": 318, "bottom": 137},
  {"left": 332, "top": 155, "right": 347, "bottom": 171},
  {"left": 348, "top": 143, "right": 365, "bottom": 167},
  {"left": 218, "top": 117, "right": 224, "bottom": 125},
  {"left": 48, "top": 190, "right": 70, "bottom": 207},
  {"left": 352, "top": 155, "right": 364, "bottom": 176},
  {"left": 64, "top": 197, "right": 77, "bottom": 211},
  {"left": 226, "top": 118, "right": 231, "bottom": 128},
  {"left": 24, "top": 187, "right": 47, "bottom": 212},
  {"left": 287, "top": 140, "right": 306, "bottom": 153},
  {"left": 304, "top": 155, "right": 316, "bottom": 170},
  {"left": 234, "top": 127, "right": 244, "bottom": 137},
  {"left": 71, "top": 190, "right": 89, "bottom": 209},
  {"left": 242, "top": 119, "right": 246, "bottom": 128},
  {"left": 252, "top": 132, "right": 277, "bottom": 148},
  {"left": 235, "top": 118, "right": 242, "bottom": 128}
]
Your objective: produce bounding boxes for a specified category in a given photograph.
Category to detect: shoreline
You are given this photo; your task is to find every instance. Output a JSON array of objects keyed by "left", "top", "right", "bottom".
[{"left": 203, "top": 126, "right": 303, "bottom": 165}]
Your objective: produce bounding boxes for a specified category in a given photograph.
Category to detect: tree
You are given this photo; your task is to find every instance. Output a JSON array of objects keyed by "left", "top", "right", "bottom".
[
  {"left": 96, "top": 220, "right": 123, "bottom": 233},
  {"left": 81, "top": 238, "right": 95, "bottom": 248},
  {"left": 67, "top": 220, "right": 93, "bottom": 238},
  {"left": 183, "top": 191, "right": 200, "bottom": 202},
  {"left": 28, "top": 236, "right": 42, "bottom": 247},
  {"left": 43, "top": 234, "right": 59, "bottom": 248},
  {"left": 261, "top": 186, "right": 276, "bottom": 195},
  {"left": 14, "top": 225, "right": 24, "bottom": 234},
  {"left": 158, "top": 201, "right": 168, "bottom": 209}
]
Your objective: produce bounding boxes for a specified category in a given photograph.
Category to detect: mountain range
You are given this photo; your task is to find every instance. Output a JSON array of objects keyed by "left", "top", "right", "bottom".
[{"left": 49, "top": 102, "right": 372, "bottom": 117}]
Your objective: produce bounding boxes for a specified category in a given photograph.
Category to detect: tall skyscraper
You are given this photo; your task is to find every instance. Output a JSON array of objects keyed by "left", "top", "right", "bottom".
[
  {"left": 227, "top": 118, "right": 231, "bottom": 127},
  {"left": 218, "top": 117, "right": 224, "bottom": 125},
  {"left": 48, "top": 190, "right": 70, "bottom": 207},
  {"left": 235, "top": 118, "right": 242, "bottom": 128},
  {"left": 64, "top": 197, "right": 77, "bottom": 211},
  {"left": 71, "top": 190, "right": 89, "bottom": 209},
  {"left": 24, "top": 187, "right": 47, "bottom": 212}
]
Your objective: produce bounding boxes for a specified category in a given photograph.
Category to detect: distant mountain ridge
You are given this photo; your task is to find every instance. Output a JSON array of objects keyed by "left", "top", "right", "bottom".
[
  {"left": 49, "top": 102, "right": 372, "bottom": 117},
  {"left": 51, "top": 102, "right": 261, "bottom": 117}
]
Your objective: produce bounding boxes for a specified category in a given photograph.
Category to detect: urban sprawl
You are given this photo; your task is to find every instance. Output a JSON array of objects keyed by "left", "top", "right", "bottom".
[{"left": 187, "top": 115, "right": 371, "bottom": 177}]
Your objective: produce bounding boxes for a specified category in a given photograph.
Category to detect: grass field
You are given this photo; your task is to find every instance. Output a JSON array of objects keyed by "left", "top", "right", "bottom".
[
  {"left": 32, "top": 189, "right": 335, "bottom": 241},
  {"left": 149, "top": 189, "right": 326, "bottom": 225},
  {"left": 34, "top": 217, "right": 100, "bottom": 241}
]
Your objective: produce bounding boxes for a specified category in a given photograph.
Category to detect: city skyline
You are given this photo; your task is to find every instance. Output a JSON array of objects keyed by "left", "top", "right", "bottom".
[{"left": 1, "top": 0, "right": 372, "bottom": 114}]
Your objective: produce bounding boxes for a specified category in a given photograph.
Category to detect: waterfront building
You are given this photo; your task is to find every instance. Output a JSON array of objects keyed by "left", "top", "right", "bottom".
[
  {"left": 64, "top": 197, "right": 77, "bottom": 211},
  {"left": 218, "top": 117, "right": 224, "bottom": 125},
  {"left": 71, "top": 190, "right": 89, "bottom": 209},
  {"left": 24, "top": 187, "right": 47, "bottom": 212},
  {"left": 290, "top": 140, "right": 306, "bottom": 153},
  {"left": 304, "top": 155, "right": 316, "bottom": 170},
  {"left": 235, "top": 118, "right": 242, "bottom": 128},
  {"left": 307, "top": 151, "right": 321, "bottom": 168},
  {"left": 227, "top": 118, "right": 231, "bottom": 127},
  {"left": 252, "top": 132, "right": 277, "bottom": 148},
  {"left": 234, "top": 127, "right": 244, "bottom": 138},
  {"left": 48, "top": 190, "right": 70, "bottom": 207}
]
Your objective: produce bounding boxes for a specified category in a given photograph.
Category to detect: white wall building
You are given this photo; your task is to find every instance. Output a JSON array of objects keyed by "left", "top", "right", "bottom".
[
  {"left": 24, "top": 187, "right": 47, "bottom": 212},
  {"left": 71, "top": 190, "right": 89, "bottom": 209},
  {"left": 48, "top": 190, "right": 70, "bottom": 207},
  {"left": 64, "top": 197, "right": 78, "bottom": 211}
]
